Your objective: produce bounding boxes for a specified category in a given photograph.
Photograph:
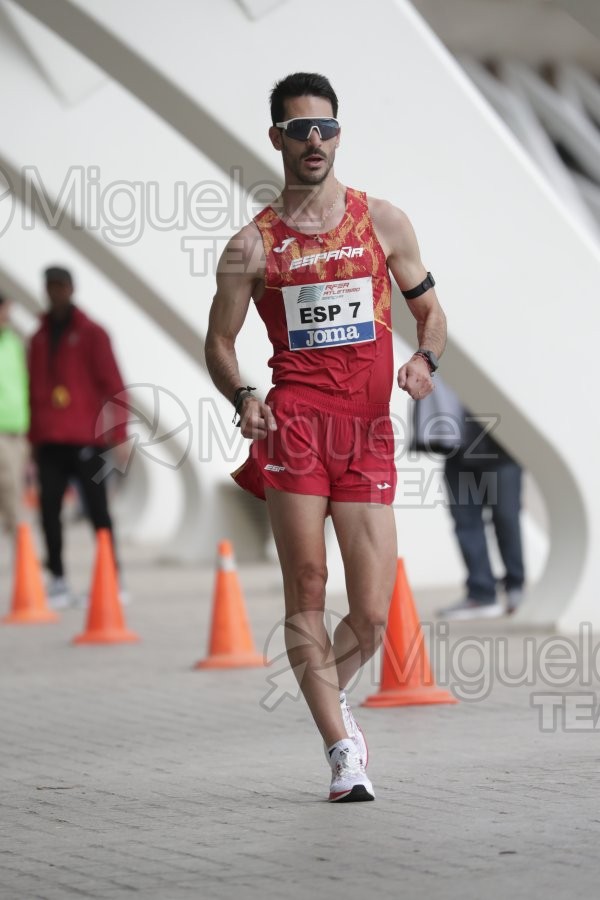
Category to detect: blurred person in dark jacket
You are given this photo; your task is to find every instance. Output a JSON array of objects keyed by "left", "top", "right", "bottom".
[
  {"left": 413, "top": 378, "right": 525, "bottom": 620},
  {"left": 0, "top": 294, "right": 29, "bottom": 539},
  {"left": 28, "top": 267, "right": 128, "bottom": 608}
]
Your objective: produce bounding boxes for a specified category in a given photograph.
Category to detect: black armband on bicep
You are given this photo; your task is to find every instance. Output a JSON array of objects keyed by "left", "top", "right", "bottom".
[{"left": 402, "top": 272, "right": 435, "bottom": 300}]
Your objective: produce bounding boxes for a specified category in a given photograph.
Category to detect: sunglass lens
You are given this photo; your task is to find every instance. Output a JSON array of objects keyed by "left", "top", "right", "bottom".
[
  {"left": 318, "top": 119, "right": 340, "bottom": 139},
  {"left": 284, "top": 120, "right": 307, "bottom": 140},
  {"left": 285, "top": 119, "right": 340, "bottom": 140}
]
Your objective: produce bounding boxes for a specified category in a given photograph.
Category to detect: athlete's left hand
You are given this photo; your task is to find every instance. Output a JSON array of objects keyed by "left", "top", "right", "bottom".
[{"left": 397, "top": 356, "right": 434, "bottom": 400}]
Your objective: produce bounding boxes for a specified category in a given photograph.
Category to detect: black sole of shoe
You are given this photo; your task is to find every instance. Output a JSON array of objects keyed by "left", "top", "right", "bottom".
[{"left": 329, "top": 785, "right": 375, "bottom": 803}]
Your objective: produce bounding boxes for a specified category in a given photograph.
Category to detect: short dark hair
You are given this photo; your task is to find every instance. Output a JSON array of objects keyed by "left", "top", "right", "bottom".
[
  {"left": 44, "top": 265, "right": 73, "bottom": 285},
  {"left": 270, "top": 72, "right": 338, "bottom": 125}
]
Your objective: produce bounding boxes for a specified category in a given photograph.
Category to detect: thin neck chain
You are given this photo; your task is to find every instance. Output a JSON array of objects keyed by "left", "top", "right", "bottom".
[
  {"left": 280, "top": 181, "right": 342, "bottom": 233},
  {"left": 317, "top": 182, "right": 342, "bottom": 228}
]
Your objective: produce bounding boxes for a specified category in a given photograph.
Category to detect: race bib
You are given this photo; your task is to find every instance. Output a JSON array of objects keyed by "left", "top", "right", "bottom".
[{"left": 282, "top": 276, "right": 375, "bottom": 351}]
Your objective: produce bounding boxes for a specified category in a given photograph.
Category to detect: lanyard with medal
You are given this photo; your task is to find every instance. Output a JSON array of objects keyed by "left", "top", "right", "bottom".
[
  {"left": 51, "top": 385, "right": 71, "bottom": 408},
  {"left": 49, "top": 317, "right": 72, "bottom": 409}
]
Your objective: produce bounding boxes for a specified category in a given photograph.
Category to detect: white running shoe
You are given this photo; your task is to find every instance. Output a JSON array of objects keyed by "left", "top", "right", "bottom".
[
  {"left": 323, "top": 692, "right": 369, "bottom": 768},
  {"left": 328, "top": 738, "right": 375, "bottom": 803},
  {"left": 506, "top": 588, "right": 524, "bottom": 614},
  {"left": 436, "top": 598, "right": 504, "bottom": 620},
  {"left": 47, "top": 576, "right": 74, "bottom": 610}
]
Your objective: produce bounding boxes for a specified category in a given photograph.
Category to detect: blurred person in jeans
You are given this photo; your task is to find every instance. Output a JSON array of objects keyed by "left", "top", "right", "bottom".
[
  {"left": 28, "top": 267, "right": 128, "bottom": 608},
  {"left": 413, "top": 378, "right": 525, "bottom": 619},
  {"left": 0, "top": 294, "right": 29, "bottom": 540}
]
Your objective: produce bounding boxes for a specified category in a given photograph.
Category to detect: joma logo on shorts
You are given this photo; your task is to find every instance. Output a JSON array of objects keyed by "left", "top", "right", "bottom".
[
  {"left": 305, "top": 326, "right": 360, "bottom": 346},
  {"left": 290, "top": 247, "right": 364, "bottom": 270}
]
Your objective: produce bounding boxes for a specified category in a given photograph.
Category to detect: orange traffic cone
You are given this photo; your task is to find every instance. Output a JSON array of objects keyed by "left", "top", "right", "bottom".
[
  {"left": 2, "top": 523, "right": 59, "bottom": 624},
  {"left": 195, "top": 540, "right": 265, "bottom": 669},
  {"left": 362, "top": 559, "right": 457, "bottom": 707},
  {"left": 73, "top": 529, "right": 139, "bottom": 645}
]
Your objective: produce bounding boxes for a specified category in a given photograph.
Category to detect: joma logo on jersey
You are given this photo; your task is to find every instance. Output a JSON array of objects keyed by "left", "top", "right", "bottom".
[
  {"left": 273, "top": 237, "right": 297, "bottom": 254},
  {"left": 305, "top": 325, "right": 361, "bottom": 347},
  {"left": 290, "top": 246, "right": 364, "bottom": 270}
]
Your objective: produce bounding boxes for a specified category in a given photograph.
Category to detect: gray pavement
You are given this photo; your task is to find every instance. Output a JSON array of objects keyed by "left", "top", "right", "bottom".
[{"left": 1, "top": 522, "right": 600, "bottom": 900}]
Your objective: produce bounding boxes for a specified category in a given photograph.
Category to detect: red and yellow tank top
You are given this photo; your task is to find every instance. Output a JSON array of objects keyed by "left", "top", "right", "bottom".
[{"left": 253, "top": 187, "right": 393, "bottom": 404}]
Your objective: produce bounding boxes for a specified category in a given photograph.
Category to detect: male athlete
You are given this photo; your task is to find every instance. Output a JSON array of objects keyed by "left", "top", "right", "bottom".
[{"left": 205, "top": 73, "right": 446, "bottom": 802}]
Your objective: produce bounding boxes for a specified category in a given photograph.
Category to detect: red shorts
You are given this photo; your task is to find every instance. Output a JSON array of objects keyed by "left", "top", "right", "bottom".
[{"left": 231, "top": 383, "right": 397, "bottom": 504}]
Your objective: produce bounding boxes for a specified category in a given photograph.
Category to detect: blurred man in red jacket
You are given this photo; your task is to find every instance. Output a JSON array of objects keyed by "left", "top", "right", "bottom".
[{"left": 29, "top": 266, "right": 128, "bottom": 608}]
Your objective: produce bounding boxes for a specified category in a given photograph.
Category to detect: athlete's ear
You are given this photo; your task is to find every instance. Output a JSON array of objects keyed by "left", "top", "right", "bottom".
[
  {"left": 269, "top": 126, "right": 283, "bottom": 151},
  {"left": 336, "top": 126, "right": 341, "bottom": 149}
]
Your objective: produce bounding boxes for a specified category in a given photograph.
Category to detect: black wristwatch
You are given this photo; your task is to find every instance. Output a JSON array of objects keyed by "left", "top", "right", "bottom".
[{"left": 413, "top": 349, "right": 439, "bottom": 373}]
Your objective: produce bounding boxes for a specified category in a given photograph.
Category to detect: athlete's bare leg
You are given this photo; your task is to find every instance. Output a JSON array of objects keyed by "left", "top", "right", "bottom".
[
  {"left": 265, "top": 488, "right": 347, "bottom": 748},
  {"left": 329, "top": 502, "right": 398, "bottom": 691}
]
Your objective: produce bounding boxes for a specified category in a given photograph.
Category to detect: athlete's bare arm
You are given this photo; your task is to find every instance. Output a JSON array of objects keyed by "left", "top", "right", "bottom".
[
  {"left": 205, "top": 224, "right": 277, "bottom": 439},
  {"left": 369, "top": 198, "right": 447, "bottom": 400}
]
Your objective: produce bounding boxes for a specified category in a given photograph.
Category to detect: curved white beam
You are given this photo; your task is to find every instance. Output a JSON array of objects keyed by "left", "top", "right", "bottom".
[
  {"left": 502, "top": 61, "right": 600, "bottom": 184},
  {"left": 462, "top": 57, "right": 599, "bottom": 235},
  {"left": 2, "top": 0, "right": 106, "bottom": 104},
  {"left": 557, "top": 64, "right": 600, "bottom": 124},
  {"left": 0, "top": 153, "right": 207, "bottom": 373},
  {"left": 9, "top": 0, "right": 273, "bottom": 194}
]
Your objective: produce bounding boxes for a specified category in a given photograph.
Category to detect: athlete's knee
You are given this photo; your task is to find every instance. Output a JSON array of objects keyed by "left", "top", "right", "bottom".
[
  {"left": 348, "top": 607, "right": 388, "bottom": 652},
  {"left": 285, "top": 562, "right": 328, "bottom": 612}
]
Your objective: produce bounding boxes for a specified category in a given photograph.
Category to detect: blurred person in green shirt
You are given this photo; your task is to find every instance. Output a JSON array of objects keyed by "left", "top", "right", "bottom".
[{"left": 0, "top": 293, "right": 29, "bottom": 535}]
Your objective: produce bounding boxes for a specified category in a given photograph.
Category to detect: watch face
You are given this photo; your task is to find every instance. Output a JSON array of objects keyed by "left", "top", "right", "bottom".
[
  {"left": 418, "top": 349, "right": 438, "bottom": 371},
  {"left": 427, "top": 351, "right": 439, "bottom": 371}
]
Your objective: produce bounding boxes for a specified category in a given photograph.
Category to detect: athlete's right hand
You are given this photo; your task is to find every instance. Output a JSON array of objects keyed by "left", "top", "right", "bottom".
[{"left": 239, "top": 397, "right": 278, "bottom": 439}]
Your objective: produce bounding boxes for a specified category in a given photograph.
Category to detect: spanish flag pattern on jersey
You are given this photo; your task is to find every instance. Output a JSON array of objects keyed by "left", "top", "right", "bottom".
[{"left": 253, "top": 187, "right": 393, "bottom": 404}]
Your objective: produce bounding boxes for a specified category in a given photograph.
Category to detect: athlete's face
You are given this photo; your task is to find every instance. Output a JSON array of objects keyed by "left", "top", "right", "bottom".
[{"left": 269, "top": 95, "right": 340, "bottom": 186}]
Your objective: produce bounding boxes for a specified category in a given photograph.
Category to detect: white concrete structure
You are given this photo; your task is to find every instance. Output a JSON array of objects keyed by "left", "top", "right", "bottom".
[
  {"left": 1, "top": 0, "right": 600, "bottom": 630},
  {"left": 413, "top": 0, "right": 600, "bottom": 71}
]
